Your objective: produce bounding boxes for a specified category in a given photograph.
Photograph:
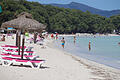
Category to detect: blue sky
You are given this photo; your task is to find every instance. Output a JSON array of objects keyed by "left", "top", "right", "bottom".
[{"left": 27, "top": 0, "right": 120, "bottom": 10}]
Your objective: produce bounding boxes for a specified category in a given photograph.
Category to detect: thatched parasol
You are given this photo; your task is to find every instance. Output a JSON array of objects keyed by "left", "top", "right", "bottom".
[
  {"left": 1, "top": 12, "right": 46, "bottom": 31},
  {"left": 1, "top": 12, "right": 46, "bottom": 59}
]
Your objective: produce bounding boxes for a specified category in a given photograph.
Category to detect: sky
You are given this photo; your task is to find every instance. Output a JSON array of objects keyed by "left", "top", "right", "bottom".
[{"left": 27, "top": 0, "right": 120, "bottom": 11}]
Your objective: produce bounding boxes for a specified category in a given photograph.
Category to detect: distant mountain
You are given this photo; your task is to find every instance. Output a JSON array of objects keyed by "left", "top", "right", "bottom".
[{"left": 48, "top": 2, "right": 120, "bottom": 17}]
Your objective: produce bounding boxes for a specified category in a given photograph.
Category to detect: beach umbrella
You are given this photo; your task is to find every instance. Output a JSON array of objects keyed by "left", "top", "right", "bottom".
[
  {"left": 1, "top": 12, "right": 46, "bottom": 31},
  {"left": 1, "top": 12, "right": 46, "bottom": 59}
]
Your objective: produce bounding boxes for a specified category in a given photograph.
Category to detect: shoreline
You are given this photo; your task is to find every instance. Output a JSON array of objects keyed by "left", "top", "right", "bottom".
[
  {"left": 58, "top": 33, "right": 120, "bottom": 37},
  {"left": 49, "top": 38, "right": 120, "bottom": 80}
]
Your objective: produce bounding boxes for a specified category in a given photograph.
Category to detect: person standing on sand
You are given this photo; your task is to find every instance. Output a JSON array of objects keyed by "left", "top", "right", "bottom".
[
  {"left": 61, "top": 37, "right": 65, "bottom": 48},
  {"left": 88, "top": 41, "right": 91, "bottom": 51},
  {"left": 0, "top": 35, "right": 5, "bottom": 41},
  {"left": 56, "top": 33, "right": 58, "bottom": 40},
  {"left": 51, "top": 33, "right": 54, "bottom": 39}
]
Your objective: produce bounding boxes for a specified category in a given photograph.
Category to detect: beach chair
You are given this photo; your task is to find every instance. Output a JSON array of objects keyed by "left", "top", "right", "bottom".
[
  {"left": 15, "top": 59, "right": 45, "bottom": 68},
  {"left": 0, "top": 45, "right": 33, "bottom": 51},
  {"left": 0, "top": 53, "right": 39, "bottom": 60},
  {"left": 1, "top": 57, "right": 45, "bottom": 68},
  {"left": 2, "top": 49, "right": 34, "bottom": 55},
  {"left": 1, "top": 57, "right": 16, "bottom": 66}
]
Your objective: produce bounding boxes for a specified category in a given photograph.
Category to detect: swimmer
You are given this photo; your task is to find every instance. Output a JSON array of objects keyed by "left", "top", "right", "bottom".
[
  {"left": 61, "top": 37, "right": 65, "bottom": 48},
  {"left": 88, "top": 41, "right": 91, "bottom": 51},
  {"left": 118, "top": 42, "right": 120, "bottom": 45},
  {"left": 73, "top": 36, "right": 76, "bottom": 44}
]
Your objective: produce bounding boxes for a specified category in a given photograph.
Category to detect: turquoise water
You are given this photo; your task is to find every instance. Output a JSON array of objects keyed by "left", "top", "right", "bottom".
[{"left": 54, "top": 36, "right": 120, "bottom": 69}]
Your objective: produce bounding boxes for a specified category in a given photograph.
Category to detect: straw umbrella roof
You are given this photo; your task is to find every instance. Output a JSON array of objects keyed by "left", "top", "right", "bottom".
[{"left": 1, "top": 12, "right": 46, "bottom": 32}]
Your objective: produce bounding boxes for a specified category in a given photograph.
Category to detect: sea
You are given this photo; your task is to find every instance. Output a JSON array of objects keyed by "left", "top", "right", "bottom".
[{"left": 54, "top": 35, "right": 120, "bottom": 69}]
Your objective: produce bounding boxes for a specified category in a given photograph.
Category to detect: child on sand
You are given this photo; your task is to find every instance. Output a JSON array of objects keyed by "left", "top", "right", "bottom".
[{"left": 61, "top": 37, "right": 65, "bottom": 48}]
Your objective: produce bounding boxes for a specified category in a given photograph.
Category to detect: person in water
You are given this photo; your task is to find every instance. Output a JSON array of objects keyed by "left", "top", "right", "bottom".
[
  {"left": 73, "top": 36, "right": 76, "bottom": 44},
  {"left": 61, "top": 37, "right": 65, "bottom": 48},
  {"left": 118, "top": 42, "right": 120, "bottom": 45},
  {"left": 88, "top": 41, "right": 91, "bottom": 51}
]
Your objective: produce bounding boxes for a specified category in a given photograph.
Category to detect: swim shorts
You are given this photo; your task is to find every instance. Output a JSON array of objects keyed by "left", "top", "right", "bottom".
[{"left": 62, "top": 43, "right": 64, "bottom": 45}]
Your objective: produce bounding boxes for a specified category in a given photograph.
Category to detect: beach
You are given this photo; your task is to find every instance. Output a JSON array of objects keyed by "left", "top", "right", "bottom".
[{"left": 0, "top": 34, "right": 120, "bottom": 80}]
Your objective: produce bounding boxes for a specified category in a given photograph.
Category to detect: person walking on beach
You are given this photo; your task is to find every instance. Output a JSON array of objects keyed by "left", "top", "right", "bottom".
[
  {"left": 56, "top": 32, "right": 58, "bottom": 40},
  {"left": 88, "top": 41, "right": 91, "bottom": 51},
  {"left": 51, "top": 33, "right": 54, "bottom": 39},
  {"left": 73, "top": 36, "right": 76, "bottom": 44},
  {"left": 61, "top": 37, "right": 65, "bottom": 48}
]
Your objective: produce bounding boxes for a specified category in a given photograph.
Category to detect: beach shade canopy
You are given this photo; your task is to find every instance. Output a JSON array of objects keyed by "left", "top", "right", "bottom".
[{"left": 1, "top": 12, "right": 46, "bottom": 31}]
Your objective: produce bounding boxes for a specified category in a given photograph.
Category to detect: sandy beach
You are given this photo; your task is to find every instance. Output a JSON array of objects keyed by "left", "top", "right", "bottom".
[{"left": 0, "top": 34, "right": 120, "bottom": 80}]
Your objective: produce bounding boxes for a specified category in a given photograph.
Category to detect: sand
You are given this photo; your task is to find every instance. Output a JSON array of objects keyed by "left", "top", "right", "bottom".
[{"left": 0, "top": 34, "right": 120, "bottom": 80}]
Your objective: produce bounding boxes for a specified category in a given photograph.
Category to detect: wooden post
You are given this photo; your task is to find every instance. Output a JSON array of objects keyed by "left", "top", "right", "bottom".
[
  {"left": 18, "top": 30, "right": 21, "bottom": 55},
  {"left": 34, "top": 32, "right": 37, "bottom": 43},
  {"left": 21, "top": 30, "right": 25, "bottom": 59},
  {"left": 16, "top": 30, "right": 18, "bottom": 46}
]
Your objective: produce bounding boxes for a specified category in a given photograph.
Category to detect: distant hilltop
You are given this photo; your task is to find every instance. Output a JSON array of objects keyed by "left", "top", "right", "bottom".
[{"left": 47, "top": 2, "right": 120, "bottom": 17}]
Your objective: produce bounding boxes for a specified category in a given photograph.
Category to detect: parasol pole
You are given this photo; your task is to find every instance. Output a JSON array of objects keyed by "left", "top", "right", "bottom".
[
  {"left": 16, "top": 30, "right": 18, "bottom": 46},
  {"left": 18, "top": 30, "right": 21, "bottom": 55},
  {"left": 34, "top": 31, "right": 37, "bottom": 43},
  {"left": 21, "top": 29, "right": 25, "bottom": 59}
]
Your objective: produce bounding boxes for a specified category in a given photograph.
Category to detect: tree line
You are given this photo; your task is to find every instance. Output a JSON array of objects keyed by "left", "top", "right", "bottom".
[{"left": 0, "top": 0, "right": 120, "bottom": 34}]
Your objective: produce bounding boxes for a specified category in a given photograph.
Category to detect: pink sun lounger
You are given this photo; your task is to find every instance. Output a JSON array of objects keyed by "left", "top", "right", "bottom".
[
  {"left": 15, "top": 51, "right": 34, "bottom": 53},
  {"left": 1, "top": 57, "right": 45, "bottom": 68},
  {"left": 4, "top": 45, "right": 27, "bottom": 48},
  {"left": 2, "top": 50, "right": 34, "bottom": 55},
  {"left": 0, "top": 45, "right": 28, "bottom": 52},
  {"left": 0, "top": 53, "right": 38, "bottom": 60},
  {"left": 1, "top": 46, "right": 26, "bottom": 50}
]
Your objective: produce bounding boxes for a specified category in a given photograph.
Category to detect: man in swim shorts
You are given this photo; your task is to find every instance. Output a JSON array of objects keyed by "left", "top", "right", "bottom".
[{"left": 61, "top": 37, "right": 65, "bottom": 48}]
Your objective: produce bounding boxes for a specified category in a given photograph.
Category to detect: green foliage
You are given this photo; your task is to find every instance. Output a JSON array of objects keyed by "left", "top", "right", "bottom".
[
  {"left": 110, "top": 15, "right": 120, "bottom": 33},
  {"left": 0, "top": 0, "right": 119, "bottom": 34}
]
